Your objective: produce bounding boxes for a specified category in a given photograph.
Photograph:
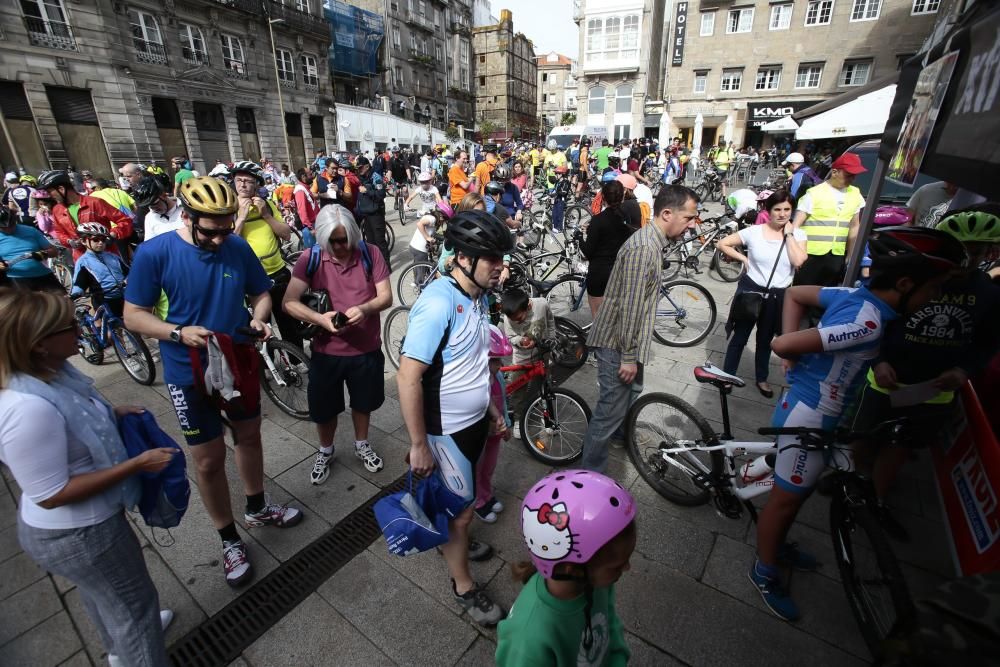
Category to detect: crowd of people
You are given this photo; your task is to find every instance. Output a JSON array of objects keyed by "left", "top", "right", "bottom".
[{"left": 0, "top": 131, "right": 998, "bottom": 665}]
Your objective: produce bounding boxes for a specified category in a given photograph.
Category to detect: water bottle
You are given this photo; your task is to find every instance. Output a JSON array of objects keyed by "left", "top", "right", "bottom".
[{"left": 740, "top": 454, "right": 774, "bottom": 483}]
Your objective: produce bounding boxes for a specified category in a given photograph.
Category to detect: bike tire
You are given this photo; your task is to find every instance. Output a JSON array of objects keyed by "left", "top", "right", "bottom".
[
  {"left": 53, "top": 262, "right": 73, "bottom": 294},
  {"left": 385, "top": 222, "right": 396, "bottom": 253},
  {"left": 830, "top": 495, "right": 916, "bottom": 660},
  {"left": 77, "top": 329, "right": 105, "bottom": 365},
  {"left": 625, "top": 392, "right": 721, "bottom": 506},
  {"left": 652, "top": 280, "right": 716, "bottom": 347},
  {"left": 712, "top": 246, "right": 745, "bottom": 283},
  {"left": 542, "top": 274, "right": 589, "bottom": 326},
  {"left": 519, "top": 388, "right": 591, "bottom": 465},
  {"left": 661, "top": 245, "right": 683, "bottom": 281},
  {"left": 383, "top": 306, "right": 411, "bottom": 370},
  {"left": 692, "top": 184, "right": 708, "bottom": 202},
  {"left": 259, "top": 339, "right": 310, "bottom": 419},
  {"left": 111, "top": 326, "right": 156, "bottom": 386},
  {"left": 396, "top": 261, "right": 438, "bottom": 307},
  {"left": 552, "top": 317, "right": 588, "bottom": 370}
]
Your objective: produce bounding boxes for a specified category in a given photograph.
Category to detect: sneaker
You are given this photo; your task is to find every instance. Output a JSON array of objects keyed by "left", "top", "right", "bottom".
[
  {"left": 748, "top": 560, "right": 800, "bottom": 621},
  {"left": 452, "top": 580, "right": 506, "bottom": 627},
  {"left": 244, "top": 498, "right": 303, "bottom": 528},
  {"left": 512, "top": 423, "right": 523, "bottom": 440},
  {"left": 223, "top": 540, "right": 253, "bottom": 588},
  {"left": 876, "top": 502, "right": 911, "bottom": 543},
  {"left": 777, "top": 542, "right": 819, "bottom": 571},
  {"left": 488, "top": 497, "right": 505, "bottom": 514},
  {"left": 355, "top": 441, "right": 384, "bottom": 473},
  {"left": 468, "top": 539, "right": 494, "bottom": 561},
  {"left": 474, "top": 505, "right": 498, "bottom": 523},
  {"left": 311, "top": 450, "right": 334, "bottom": 485},
  {"left": 108, "top": 609, "right": 175, "bottom": 663}
]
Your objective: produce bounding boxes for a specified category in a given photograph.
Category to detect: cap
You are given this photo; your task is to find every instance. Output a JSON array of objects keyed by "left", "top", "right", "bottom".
[
  {"left": 615, "top": 173, "right": 637, "bottom": 190},
  {"left": 830, "top": 152, "right": 867, "bottom": 175},
  {"left": 783, "top": 152, "right": 805, "bottom": 165}
]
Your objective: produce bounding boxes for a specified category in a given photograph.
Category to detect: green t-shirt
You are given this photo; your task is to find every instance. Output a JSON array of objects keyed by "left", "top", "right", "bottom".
[
  {"left": 496, "top": 573, "right": 629, "bottom": 667},
  {"left": 593, "top": 147, "right": 613, "bottom": 171},
  {"left": 174, "top": 168, "right": 195, "bottom": 186},
  {"left": 68, "top": 203, "right": 80, "bottom": 225}
]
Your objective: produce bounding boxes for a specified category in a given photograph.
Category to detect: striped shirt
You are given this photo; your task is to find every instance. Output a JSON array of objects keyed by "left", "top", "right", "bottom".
[{"left": 586, "top": 221, "right": 667, "bottom": 365}]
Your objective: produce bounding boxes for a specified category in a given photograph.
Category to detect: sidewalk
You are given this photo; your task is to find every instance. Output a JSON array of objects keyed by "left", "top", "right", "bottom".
[{"left": 0, "top": 211, "right": 957, "bottom": 666}]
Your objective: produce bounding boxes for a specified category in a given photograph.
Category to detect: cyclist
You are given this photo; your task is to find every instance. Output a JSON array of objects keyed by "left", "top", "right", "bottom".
[
  {"left": 38, "top": 170, "right": 133, "bottom": 262},
  {"left": 389, "top": 147, "right": 410, "bottom": 200},
  {"left": 0, "top": 207, "right": 62, "bottom": 291},
  {"left": 171, "top": 156, "right": 195, "bottom": 196},
  {"left": 396, "top": 210, "right": 514, "bottom": 627},
  {"left": 337, "top": 158, "right": 361, "bottom": 212},
  {"left": 124, "top": 176, "right": 303, "bottom": 588},
  {"left": 3, "top": 174, "right": 37, "bottom": 225},
  {"left": 448, "top": 149, "right": 473, "bottom": 207},
  {"left": 354, "top": 156, "right": 391, "bottom": 272},
  {"left": 70, "top": 223, "right": 128, "bottom": 317},
  {"left": 404, "top": 171, "right": 442, "bottom": 217},
  {"left": 474, "top": 144, "right": 498, "bottom": 195},
  {"left": 89, "top": 178, "right": 136, "bottom": 221},
  {"left": 492, "top": 164, "right": 524, "bottom": 223},
  {"left": 713, "top": 139, "right": 735, "bottom": 198},
  {"left": 753, "top": 227, "right": 968, "bottom": 622},
  {"left": 134, "top": 175, "right": 184, "bottom": 241},
  {"left": 592, "top": 139, "right": 613, "bottom": 174}
]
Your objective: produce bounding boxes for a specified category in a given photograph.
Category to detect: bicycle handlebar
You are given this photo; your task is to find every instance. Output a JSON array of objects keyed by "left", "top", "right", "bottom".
[{"left": 236, "top": 326, "right": 267, "bottom": 339}]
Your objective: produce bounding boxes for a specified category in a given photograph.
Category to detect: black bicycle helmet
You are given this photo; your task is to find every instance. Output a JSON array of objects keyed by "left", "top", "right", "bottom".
[
  {"left": 132, "top": 175, "right": 165, "bottom": 208},
  {"left": 338, "top": 158, "right": 353, "bottom": 170},
  {"left": 37, "top": 170, "right": 73, "bottom": 190},
  {"left": 868, "top": 227, "right": 968, "bottom": 288},
  {"left": 580, "top": 136, "right": 591, "bottom": 147},
  {"left": 445, "top": 210, "right": 515, "bottom": 257},
  {"left": 231, "top": 160, "right": 264, "bottom": 185},
  {"left": 608, "top": 155, "right": 621, "bottom": 168},
  {"left": 484, "top": 180, "right": 505, "bottom": 196},
  {"left": 356, "top": 156, "right": 371, "bottom": 168}
]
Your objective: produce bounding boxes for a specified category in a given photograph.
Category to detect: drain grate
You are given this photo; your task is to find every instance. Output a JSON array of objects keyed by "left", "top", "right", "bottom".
[{"left": 168, "top": 473, "right": 408, "bottom": 667}]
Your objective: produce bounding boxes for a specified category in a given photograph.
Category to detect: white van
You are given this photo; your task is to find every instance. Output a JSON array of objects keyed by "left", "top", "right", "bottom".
[{"left": 546, "top": 125, "right": 609, "bottom": 151}]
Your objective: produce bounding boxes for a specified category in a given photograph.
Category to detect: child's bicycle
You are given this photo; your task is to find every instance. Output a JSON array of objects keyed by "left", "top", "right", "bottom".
[
  {"left": 74, "top": 296, "right": 156, "bottom": 386},
  {"left": 625, "top": 362, "right": 915, "bottom": 660}
]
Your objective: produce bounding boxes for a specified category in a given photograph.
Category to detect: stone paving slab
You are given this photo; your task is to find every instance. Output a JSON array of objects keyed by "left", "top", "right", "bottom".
[
  {"left": 0, "top": 576, "right": 63, "bottom": 647},
  {"left": 0, "top": 611, "right": 83, "bottom": 666}
]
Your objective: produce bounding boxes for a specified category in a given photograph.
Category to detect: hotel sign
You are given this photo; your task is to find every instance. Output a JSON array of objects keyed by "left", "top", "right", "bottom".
[{"left": 672, "top": 2, "right": 688, "bottom": 67}]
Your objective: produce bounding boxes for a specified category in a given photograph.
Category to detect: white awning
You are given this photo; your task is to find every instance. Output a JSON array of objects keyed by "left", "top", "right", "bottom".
[
  {"left": 761, "top": 116, "right": 798, "bottom": 133},
  {"left": 795, "top": 84, "right": 897, "bottom": 140}
]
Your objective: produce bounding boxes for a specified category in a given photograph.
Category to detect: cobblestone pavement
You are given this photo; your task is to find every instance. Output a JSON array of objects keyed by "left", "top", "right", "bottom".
[{"left": 0, "top": 205, "right": 956, "bottom": 666}]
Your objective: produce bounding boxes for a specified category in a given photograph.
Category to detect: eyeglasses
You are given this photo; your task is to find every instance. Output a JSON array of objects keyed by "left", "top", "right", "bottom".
[
  {"left": 233, "top": 177, "right": 257, "bottom": 186},
  {"left": 193, "top": 224, "right": 235, "bottom": 238},
  {"left": 46, "top": 320, "right": 79, "bottom": 337},
  {"left": 329, "top": 236, "right": 349, "bottom": 246}
]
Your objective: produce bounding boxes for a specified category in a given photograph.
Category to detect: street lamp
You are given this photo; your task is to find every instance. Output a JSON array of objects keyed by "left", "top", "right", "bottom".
[{"left": 266, "top": 16, "right": 293, "bottom": 169}]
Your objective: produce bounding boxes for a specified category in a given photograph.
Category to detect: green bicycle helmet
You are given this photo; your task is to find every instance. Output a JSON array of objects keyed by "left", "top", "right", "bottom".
[{"left": 935, "top": 204, "right": 1000, "bottom": 243}]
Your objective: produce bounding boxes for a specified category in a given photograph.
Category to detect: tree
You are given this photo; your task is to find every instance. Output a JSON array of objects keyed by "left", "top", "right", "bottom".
[
  {"left": 478, "top": 118, "right": 498, "bottom": 139},
  {"left": 560, "top": 112, "right": 576, "bottom": 125},
  {"left": 445, "top": 124, "right": 460, "bottom": 141}
]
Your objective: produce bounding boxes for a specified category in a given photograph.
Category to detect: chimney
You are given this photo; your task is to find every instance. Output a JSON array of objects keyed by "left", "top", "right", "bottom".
[{"left": 500, "top": 9, "right": 512, "bottom": 24}]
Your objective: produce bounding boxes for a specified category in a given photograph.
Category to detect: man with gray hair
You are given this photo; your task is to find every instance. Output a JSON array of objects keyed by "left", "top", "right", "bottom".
[{"left": 283, "top": 205, "right": 393, "bottom": 484}]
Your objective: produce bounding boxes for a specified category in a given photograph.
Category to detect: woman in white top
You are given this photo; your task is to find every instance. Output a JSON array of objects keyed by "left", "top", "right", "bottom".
[
  {"left": 718, "top": 190, "right": 808, "bottom": 397},
  {"left": 0, "top": 289, "right": 178, "bottom": 666}
]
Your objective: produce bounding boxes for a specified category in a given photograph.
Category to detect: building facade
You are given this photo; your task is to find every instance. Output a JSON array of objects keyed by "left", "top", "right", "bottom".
[
  {"left": 445, "top": 0, "right": 476, "bottom": 129},
  {"left": 665, "top": 0, "right": 946, "bottom": 152},
  {"left": 472, "top": 10, "right": 538, "bottom": 140},
  {"left": 537, "top": 52, "right": 578, "bottom": 138},
  {"left": 327, "top": 0, "right": 385, "bottom": 109},
  {"left": 575, "top": 0, "right": 670, "bottom": 142},
  {"left": 0, "top": 0, "right": 334, "bottom": 178},
  {"left": 383, "top": 0, "right": 451, "bottom": 129}
]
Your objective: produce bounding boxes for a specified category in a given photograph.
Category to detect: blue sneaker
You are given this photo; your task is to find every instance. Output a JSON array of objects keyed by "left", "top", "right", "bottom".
[
  {"left": 748, "top": 560, "right": 800, "bottom": 621},
  {"left": 778, "top": 542, "right": 819, "bottom": 572}
]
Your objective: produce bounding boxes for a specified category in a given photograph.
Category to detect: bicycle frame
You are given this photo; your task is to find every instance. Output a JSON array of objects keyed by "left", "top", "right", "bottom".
[
  {"left": 80, "top": 303, "right": 116, "bottom": 349},
  {"left": 658, "top": 438, "right": 779, "bottom": 502},
  {"left": 500, "top": 359, "right": 547, "bottom": 395}
]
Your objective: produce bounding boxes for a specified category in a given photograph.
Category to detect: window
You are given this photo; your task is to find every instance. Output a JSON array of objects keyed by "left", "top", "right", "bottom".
[
  {"left": 700, "top": 12, "right": 715, "bottom": 36},
  {"left": 805, "top": 0, "right": 834, "bottom": 25},
  {"left": 693, "top": 71, "right": 708, "bottom": 93},
  {"left": 301, "top": 54, "right": 318, "bottom": 88},
  {"left": 621, "top": 15, "right": 639, "bottom": 59},
  {"left": 394, "top": 66, "right": 404, "bottom": 86},
  {"left": 726, "top": 8, "right": 753, "bottom": 34},
  {"left": 435, "top": 44, "right": 442, "bottom": 61},
  {"left": 769, "top": 4, "right": 793, "bottom": 30},
  {"left": 850, "top": 0, "right": 881, "bottom": 21},
  {"left": 615, "top": 84, "right": 632, "bottom": 113},
  {"left": 755, "top": 66, "right": 781, "bottom": 90},
  {"left": 221, "top": 34, "right": 246, "bottom": 75},
  {"left": 129, "top": 10, "right": 165, "bottom": 63},
  {"left": 541, "top": 72, "right": 548, "bottom": 82},
  {"left": 392, "top": 26, "right": 401, "bottom": 49},
  {"left": 479, "top": 54, "right": 485, "bottom": 63},
  {"left": 275, "top": 49, "right": 294, "bottom": 83},
  {"left": 586, "top": 18, "right": 603, "bottom": 56},
  {"left": 721, "top": 68, "right": 742, "bottom": 92},
  {"left": 22, "top": 0, "right": 73, "bottom": 41},
  {"left": 604, "top": 17, "right": 621, "bottom": 55},
  {"left": 588, "top": 86, "right": 605, "bottom": 115},
  {"left": 839, "top": 60, "right": 871, "bottom": 86},
  {"left": 418, "top": 0, "right": 426, "bottom": 16},
  {"left": 294, "top": 0, "right": 310, "bottom": 11},
  {"left": 179, "top": 23, "right": 208, "bottom": 64},
  {"left": 795, "top": 63, "right": 823, "bottom": 88},
  {"left": 911, "top": 0, "right": 939, "bottom": 15},
  {"left": 409, "top": 33, "right": 417, "bottom": 51},
  {"left": 479, "top": 75, "right": 486, "bottom": 86}
]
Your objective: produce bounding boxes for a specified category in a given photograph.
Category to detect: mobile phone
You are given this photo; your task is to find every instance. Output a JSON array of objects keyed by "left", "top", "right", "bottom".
[{"left": 333, "top": 311, "right": 349, "bottom": 328}]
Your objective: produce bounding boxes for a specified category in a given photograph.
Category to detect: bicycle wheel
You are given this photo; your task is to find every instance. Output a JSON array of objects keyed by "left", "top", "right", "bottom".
[
  {"left": 259, "top": 339, "right": 310, "bottom": 418},
  {"left": 396, "top": 261, "right": 438, "bottom": 307},
  {"left": 543, "top": 274, "right": 589, "bottom": 326},
  {"left": 520, "top": 388, "right": 591, "bottom": 465},
  {"left": 77, "top": 329, "right": 105, "bottom": 365},
  {"left": 396, "top": 198, "right": 405, "bottom": 225},
  {"left": 712, "top": 246, "right": 745, "bottom": 283},
  {"left": 52, "top": 263, "right": 73, "bottom": 294},
  {"left": 383, "top": 306, "right": 411, "bottom": 370},
  {"left": 653, "top": 280, "right": 716, "bottom": 347},
  {"left": 626, "top": 392, "right": 721, "bottom": 506},
  {"left": 111, "top": 326, "right": 155, "bottom": 386},
  {"left": 385, "top": 222, "right": 396, "bottom": 253},
  {"left": 692, "top": 184, "right": 708, "bottom": 202},
  {"left": 661, "top": 245, "right": 683, "bottom": 281},
  {"left": 552, "top": 317, "right": 588, "bottom": 370},
  {"left": 562, "top": 205, "right": 591, "bottom": 240}
]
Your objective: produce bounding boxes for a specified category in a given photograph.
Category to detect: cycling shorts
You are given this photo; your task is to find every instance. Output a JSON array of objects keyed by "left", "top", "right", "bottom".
[
  {"left": 427, "top": 415, "right": 490, "bottom": 506},
  {"left": 772, "top": 393, "right": 839, "bottom": 495},
  {"left": 167, "top": 377, "right": 261, "bottom": 445}
]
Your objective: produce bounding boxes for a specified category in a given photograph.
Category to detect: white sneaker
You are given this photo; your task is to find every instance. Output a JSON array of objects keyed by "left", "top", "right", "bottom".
[
  {"left": 512, "top": 423, "right": 523, "bottom": 440},
  {"left": 311, "top": 450, "right": 334, "bottom": 485},
  {"left": 489, "top": 497, "right": 505, "bottom": 513},
  {"left": 355, "top": 441, "right": 384, "bottom": 473},
  {"left": 107, "top": 609, "right": 175, "bottom": 665}
]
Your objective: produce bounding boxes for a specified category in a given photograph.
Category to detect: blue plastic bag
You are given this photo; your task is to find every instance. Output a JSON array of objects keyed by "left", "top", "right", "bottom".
[{"left": 374, "top": 472, "right": 466, "bottom": 556}]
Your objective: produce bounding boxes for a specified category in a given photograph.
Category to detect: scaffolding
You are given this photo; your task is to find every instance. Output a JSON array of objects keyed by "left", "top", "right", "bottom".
[{"left": 325, "top": 0, "right": 384, "bottom": 77}]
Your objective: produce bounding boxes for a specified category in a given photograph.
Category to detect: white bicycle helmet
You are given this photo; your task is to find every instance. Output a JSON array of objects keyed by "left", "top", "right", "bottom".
[
  {"left": 77, "top": 222, "right": 111, "bottom": 238},
  {"left": 546, "top": 139, "right": 558, "bottom": 151}
]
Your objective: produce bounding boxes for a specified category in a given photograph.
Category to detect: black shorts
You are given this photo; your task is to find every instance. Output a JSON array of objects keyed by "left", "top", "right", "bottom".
[
  {"left": 427, "top": 415, "right": 490, "bottom": 505},
  {"left": 308, "top": 349, "right": 386, "bottom": 423},
  {"left": 849, "top": 381, "right": 959, "bottom": 450}
]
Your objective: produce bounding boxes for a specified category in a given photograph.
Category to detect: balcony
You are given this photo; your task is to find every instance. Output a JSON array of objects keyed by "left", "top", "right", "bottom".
[
  {"left": 182, "top": 48, "right": 210, "bottom": 67},
  {"left": 408, "top": 48, "right": 438, "bottom": 67},
  {"left": 408, "top": 10, "right": 438, "bottom": 34},
  {"left": 23, "top": 15, "right": 76, "bottom": 51},
  {"left": 278, "top": 75, "right": 295, "bottom": 89},
  {"left": 208, "top": 1, "right": 328, "bottom": 40},
  {"left": 223, "top": 60, "right": 250, "bottom": 80},
  {"left": 412, "top": 83, "right": 439, "bottom": 99},
  {"left": 134, "top": 40, "right": 168, "bottom": 65}
]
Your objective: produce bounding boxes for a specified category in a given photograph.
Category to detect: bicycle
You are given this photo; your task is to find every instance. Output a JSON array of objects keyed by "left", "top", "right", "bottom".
[
  {"left": 390, "top": 183, "right": 406, "bottom": 225},
  {"left": 236, "top": 326, "right": 310, "bottom": 419},
  {"left": 692, "top": 168, "right": 724, "bottom": 203},
  {"left": 661, "top": 215, "right": 744, "bottom": 283},
  {"left": 625, "top": 362, "right": 915, "bottom": 659},
  {"left": 74, "top": 297, "right": 156, "bottom": 386},
  {"left": 359, "top": 216, "right": 395, "bottom": 255}
]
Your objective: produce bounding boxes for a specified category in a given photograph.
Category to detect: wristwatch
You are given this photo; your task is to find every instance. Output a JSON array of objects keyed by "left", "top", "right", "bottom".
[{"left": 169, "top": 325, "right": 183, "bottom": 343}]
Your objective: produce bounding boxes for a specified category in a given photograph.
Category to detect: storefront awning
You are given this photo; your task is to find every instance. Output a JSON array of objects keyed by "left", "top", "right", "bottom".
[
  {"left": 761, "top": 116, "right": 798, "bottom": 133},
  {"left": 795, "top": 84, "right": 897, "bottom": 140}
]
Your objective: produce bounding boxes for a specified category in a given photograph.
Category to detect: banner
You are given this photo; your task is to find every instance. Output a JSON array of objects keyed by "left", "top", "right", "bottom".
[
  {"left": 671, "top": 2, "right": 688, "bottom": 67},
  {"left": 746, "top": 101, "right": 821, "bottom": 129}
]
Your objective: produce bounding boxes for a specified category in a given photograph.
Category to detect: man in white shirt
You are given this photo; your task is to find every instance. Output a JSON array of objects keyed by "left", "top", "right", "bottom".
[{"left": 142, "top": 191, "right": 184, "bottom": 240}]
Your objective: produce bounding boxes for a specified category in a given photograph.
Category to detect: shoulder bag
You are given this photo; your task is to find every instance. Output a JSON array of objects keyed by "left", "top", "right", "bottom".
[{"left": 729, "top": 233, "right": 787, "bottom": 323}]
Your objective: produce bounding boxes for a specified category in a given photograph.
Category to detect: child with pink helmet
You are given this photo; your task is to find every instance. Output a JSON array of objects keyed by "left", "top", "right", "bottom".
[
  {"left": 473, "top": 324, "right": 513, "bottom": 523},
  {"left": 496, "top": 470, "right": 637, "bottom": 666}
]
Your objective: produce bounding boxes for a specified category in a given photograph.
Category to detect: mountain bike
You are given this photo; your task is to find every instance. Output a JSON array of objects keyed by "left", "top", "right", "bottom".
[
  {"left": 74, "top": 298, "right": 155, "bottom": 385},
  {"left": 626, "top": 362, "right": 916, "bottom": 659},
  {"left": 662, "top": 216, "right": 744, "bottom": 283},
  {"left": 236, "top": 326, "right": 310, "bottom": 419},
  {"left": 359, "top": 216, "right": 395, "bottom": 254},
  {"left": 692, "top": 168, "right": 723, "bottom": 203}
]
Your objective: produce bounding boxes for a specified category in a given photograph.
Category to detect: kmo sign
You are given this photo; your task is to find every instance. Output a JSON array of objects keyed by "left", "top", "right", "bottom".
[{"left": 672, "top": 2, "right": 688, "bottom": 67}]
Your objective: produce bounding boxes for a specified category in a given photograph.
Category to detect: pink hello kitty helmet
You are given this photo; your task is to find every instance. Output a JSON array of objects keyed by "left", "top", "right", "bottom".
[
  {"left": 521, "top": 470, "right": 636, "bottom": 579},
  {"left": 488, "top": 324, "right": 512, "bottom": 358}
]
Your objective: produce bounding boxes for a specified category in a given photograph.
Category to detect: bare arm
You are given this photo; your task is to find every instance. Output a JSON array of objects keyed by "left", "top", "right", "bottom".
[
  {"left": 784, "top": 226, "right": 808, "bottom": 269},
  {"left": 397, "top": 356, "right": 435, "bottom": 474},
  {"left": 717, "top": 232, "right": 748, "bottom": 264},
  {"left": 360, "top": 279, "right": 393, "bottom": 316},
  {"left": 845, "top": 213, "right": 861, "bottom": 258},
  {"left": 792, "top": 210, "right": 808, "bottom": 230},
  {"left": 771, "top": 286, "right": 824, "bottom": 360},
  {"left": 123, "top": 302, "right": 183, "bottom": 341},
  {"left": 38, "top": 452, "right": 172, "bottom": 509}
]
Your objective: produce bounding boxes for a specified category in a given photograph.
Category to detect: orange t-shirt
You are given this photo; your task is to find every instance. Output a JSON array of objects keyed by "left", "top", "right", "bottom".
[
  {"left": 449, "top": 165, "right": 469, "bottom": 205},
  {"left": 474, "top": 158, "right": 496, "bottom": 195}
]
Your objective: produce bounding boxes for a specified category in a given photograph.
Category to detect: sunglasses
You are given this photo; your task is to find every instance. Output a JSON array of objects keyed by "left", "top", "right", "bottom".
[
  {"left": 329, "top": 236, "right": 349, "bottom": 246},
  {"left": 193, "top": 224, "right": 235, "bottom": 238}
]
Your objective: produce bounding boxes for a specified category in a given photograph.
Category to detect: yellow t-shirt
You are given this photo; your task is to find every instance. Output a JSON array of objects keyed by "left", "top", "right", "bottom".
[
  {"left": 545, "top": 151, "right": 567, "bottom": 169},
  {"left": 240, "top": 199, "right": 284, "bottom": 275},
  {"left": 529, "top": 149, "right": 541, "bottom": 167}
]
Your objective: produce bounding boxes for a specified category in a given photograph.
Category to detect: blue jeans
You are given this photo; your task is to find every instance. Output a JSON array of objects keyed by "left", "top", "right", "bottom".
[
  {"left": 18, "top": 512, "right": 167, "bottom": 666},
  {"left": 581, "top": 347, "right": 642, "bottom": 473}
]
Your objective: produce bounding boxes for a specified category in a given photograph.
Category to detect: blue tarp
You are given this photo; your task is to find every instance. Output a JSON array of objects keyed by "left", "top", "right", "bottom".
[{"left": 325, "top": 0, "right": 383, "bottom": 77}]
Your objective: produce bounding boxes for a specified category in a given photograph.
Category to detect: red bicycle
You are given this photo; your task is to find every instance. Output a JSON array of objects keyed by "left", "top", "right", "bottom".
[{"left": 503, "top": 339, "right": 591, "bottom": 465}]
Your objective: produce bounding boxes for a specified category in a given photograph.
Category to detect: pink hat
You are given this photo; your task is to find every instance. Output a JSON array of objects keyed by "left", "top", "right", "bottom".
[{"left": 615, "top": 173, "right": 637, "bottom": 190}]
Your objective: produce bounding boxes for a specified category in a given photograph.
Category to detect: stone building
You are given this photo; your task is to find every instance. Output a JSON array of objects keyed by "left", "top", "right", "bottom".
[
  {"left": 445, "top": 0, "right": 476, "bottom": 130},
  {"left": 537, "top": 52, "right": 578, "bottom": 138},
  {"left": 0, "top": 0, "right": 334, "bottom": 178},
  {"left": 574, "top": 0, "right": 669, "bottom": 142},
  {"left": 383, "top": 0, "right": 452, "bottom": 128},
  {"left": 665, "top": 0, "right": 948, "bottom": 151},
  {"left": 472, "top": 9, "right": 537, "bottom": 141}
]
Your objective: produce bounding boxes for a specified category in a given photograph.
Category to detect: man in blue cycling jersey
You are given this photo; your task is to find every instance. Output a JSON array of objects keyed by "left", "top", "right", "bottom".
[
  {"left": 397, "top": 209, "right": 513, "bottom": 627},
  {"left": 750, "top": 228, "right": 967, "bottom": 622}
]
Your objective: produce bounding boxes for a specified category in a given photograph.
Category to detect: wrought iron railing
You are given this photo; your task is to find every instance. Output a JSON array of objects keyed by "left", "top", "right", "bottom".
[
  {"left": 134, "top": 39, "right": 168, "bottom": 65},
  {"left": 23, "top": 15, "right": 76, "bottom": 50}
]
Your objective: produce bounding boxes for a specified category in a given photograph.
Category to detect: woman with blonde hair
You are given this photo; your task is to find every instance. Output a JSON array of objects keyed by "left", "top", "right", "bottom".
[{"left": 0, "top": 289, "right": 177, "bottom": 666}]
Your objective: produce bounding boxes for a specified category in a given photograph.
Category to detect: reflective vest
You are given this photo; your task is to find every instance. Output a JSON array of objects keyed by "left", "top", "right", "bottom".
[{"left": 802, "top": 182, "right": 864, "bottom": 256}]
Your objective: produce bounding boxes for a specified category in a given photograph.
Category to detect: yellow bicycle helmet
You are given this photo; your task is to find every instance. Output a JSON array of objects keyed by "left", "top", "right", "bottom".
[{"left": 177, "top": 176, "right": 238, "bottom": 217}]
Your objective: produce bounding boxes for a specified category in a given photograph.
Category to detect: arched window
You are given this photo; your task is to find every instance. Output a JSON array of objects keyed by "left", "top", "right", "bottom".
[
  {"left": 615, "top": 84, "right": 633, "bottom": 113},
  {"left": 129, "top": 10, "right": 166, "bottom": 64},
  {"left": 588, "top": 86, "right": 605, "bottom": 115}
]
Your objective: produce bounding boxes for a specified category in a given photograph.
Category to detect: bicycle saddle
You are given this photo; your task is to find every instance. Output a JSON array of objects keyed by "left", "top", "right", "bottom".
[{"left": 693, "top": 362, "right": 746, "bottom": 389}]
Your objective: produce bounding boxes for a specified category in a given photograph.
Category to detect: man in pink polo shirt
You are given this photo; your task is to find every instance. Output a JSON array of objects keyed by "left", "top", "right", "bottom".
[{"left": 282, "top": 205, "right": 393, "bottom": 483}]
